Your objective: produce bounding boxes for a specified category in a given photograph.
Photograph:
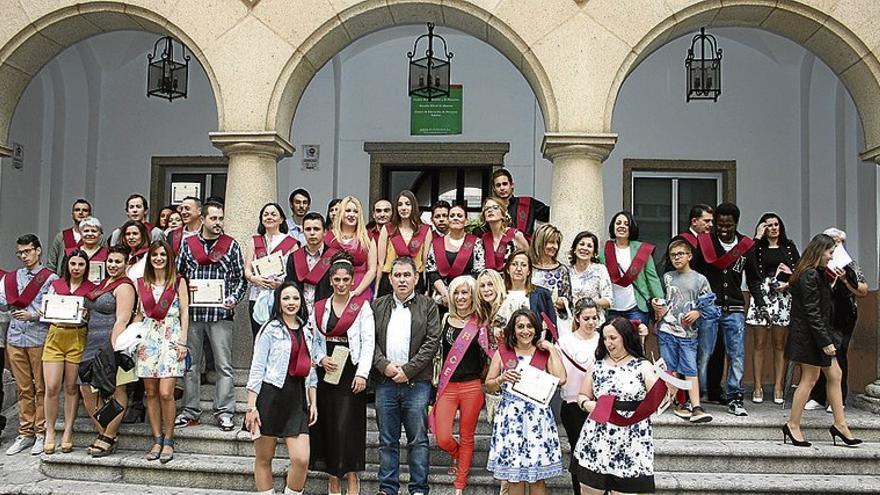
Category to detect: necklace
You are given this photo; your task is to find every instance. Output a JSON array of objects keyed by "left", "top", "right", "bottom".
[{"left": 609, "top": 352, "right": 629, "bottom": 365}]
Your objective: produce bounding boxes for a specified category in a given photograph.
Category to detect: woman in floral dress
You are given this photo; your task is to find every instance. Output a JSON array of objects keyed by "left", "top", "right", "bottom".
[{"left": 567, "top": 231, "right": 613, "bottom": 324}]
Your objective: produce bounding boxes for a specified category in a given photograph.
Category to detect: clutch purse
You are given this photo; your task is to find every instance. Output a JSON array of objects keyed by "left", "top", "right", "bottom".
[{"left": 93, "top": 397, "right": 125, "bottom": 428}]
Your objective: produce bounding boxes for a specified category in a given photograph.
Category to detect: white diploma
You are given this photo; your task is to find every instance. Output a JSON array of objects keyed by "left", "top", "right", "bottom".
[
  {"left": 323, "top": 345, "right": 350, "bottom": 385},
  {"left": 252, "top": 252, "right": 285, "bottom": 278},
  {"left": 827, "top": 244, "right": 853, "bottom": 272},
  {"left": 189, "top": 279, "right": 226, "bottom": 307},
  {"left": 509, "top": 364, "right": 560, "bottom": 408},
  {"left": 40, "top": 294, "right": 84, "bottom": 324},
  {"left": 88, "top": 261, "right": 105, "bottom": 284}
]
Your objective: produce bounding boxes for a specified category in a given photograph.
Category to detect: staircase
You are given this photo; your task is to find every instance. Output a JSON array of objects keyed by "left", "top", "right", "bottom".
[{"left": 38, "top": 373, "right": 880, "bottom": 494}]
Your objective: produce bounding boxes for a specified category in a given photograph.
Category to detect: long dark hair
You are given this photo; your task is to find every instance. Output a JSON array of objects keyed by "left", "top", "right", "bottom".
[
  {"left": 595, "top": 317, "right": 645, "bottom": 361},
  {"left": 256, "top": 202, "right": 289, "bottom": 235},
  {"left": 118, "top": 220, "right": 150, "bottom": 251},
  {"left": 755, "top": 212, "right": 789, "bottom": 246},
  {"left": 325, "top": 198, "right": 341, "bottom": 229},
  {"left": 271, "top": 281, "right": 309, "bottom": 327},
  {"left": 143, "top": 240, "right": 177, "bottom": 290},
  {"left": 789, "top": 234, "right": 835, "bottom": 286},
  {"left": 63, "top": 249, "right": 90, "bottom": 284},
  {"left": 608, "top": 211, "right": 640, "bottom": 241},
  {"left": 568, "top": 230, "right": 601, "bottom": 265},
  {"left": 390, "top": 190, "right": 422, "bottom": 232},
  {"left": 503, "top": 309, "right": 541, "bottom": 350}
]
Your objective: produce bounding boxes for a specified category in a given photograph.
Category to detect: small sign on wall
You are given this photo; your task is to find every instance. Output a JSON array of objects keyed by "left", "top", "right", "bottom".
[
  {"left": 12, "top": 142, "right": 23, "bottom": 169},
  {"left": 411, "top": 85, "right": 462, "bottom": 135},
  {"left": 171, "top": 182, "right": 201, "bottom": 204},
  {"left": 302, "top": 144, "right": 319, "bottom": 171}
]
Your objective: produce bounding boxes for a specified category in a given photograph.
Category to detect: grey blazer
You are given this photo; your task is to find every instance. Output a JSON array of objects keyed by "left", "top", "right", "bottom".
[{"left": 370, "top": 292, "right": 441, "bottom": 384}]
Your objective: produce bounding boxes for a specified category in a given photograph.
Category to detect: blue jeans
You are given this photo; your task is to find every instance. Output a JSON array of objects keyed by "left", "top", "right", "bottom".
[
  {"left": 697, "top": 311, "right": 745, "bottom": 400},
  {"left": 375, "top": 380, "right": 432, "bottom": 495},
  {"left": 607, "top": 307, "right": 651, "bottom": 326}
]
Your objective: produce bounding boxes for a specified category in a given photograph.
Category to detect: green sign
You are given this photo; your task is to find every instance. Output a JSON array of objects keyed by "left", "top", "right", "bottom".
[{"left": 411, "top": 85, "right": 462, "bottom": 135}]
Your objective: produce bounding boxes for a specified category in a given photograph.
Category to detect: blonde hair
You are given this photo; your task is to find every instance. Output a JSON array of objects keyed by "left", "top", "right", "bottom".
[
  {"left": 475, "top": 269, "right": 506, "bottom": 325},
  {"left": 480, "top": 196, "right": 511, "bottom": 229},
  {"left": 447, "top": 275, "right": 478, "bottom": 321},
  {"left": 529, "top": 224, "right": 562, "bottom": 264},
  {"left": 331, "top": 196, "right": 371, "bottom": 249}
]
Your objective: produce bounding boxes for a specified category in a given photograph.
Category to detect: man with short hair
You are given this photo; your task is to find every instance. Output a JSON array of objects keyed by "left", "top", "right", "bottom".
[
  {"left": 491, "top": 168, "right": 549, "bottom": 239},
  {"left": 371, "top": 257, "right": 440, "bottom": 495},
  {"left": 429, "top": 200, "right": 451, "bottom": 236},
  {"left": 368, "top": 199, "right": 393, "bottom": 242},
  {"left": 46, "top": 199, "right": 95, "bottom": 273},
  {"left": 167, "top": 196, "right": 203, "bottom": 254},
  {"left": 175, "top": 202, "right": 246, "bottom": 431},
  {"left": 0, "top": 234, "right": 57, "bottom": 455},
  {"left": 109, "top": 194, "right": 165, "bottom": 245},
  {"left": 693, "top": 203, "right": 757, "bottom": 417},
  {"left": 285, "top": 211, "right": 333, "bottom": 315},
  {"left": 286, "top": 188, "right": 311, "bottom": 244},
  {"left": 662, "top": 204, "right": 714, "bottom": 274}
]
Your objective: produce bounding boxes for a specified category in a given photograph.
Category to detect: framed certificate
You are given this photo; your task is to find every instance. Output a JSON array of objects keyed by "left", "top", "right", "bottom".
[
  {"left": 189, "top": 279, "right": 226, "bottom": 307},
  {"left": 252, "top": 252, "right": 285, "bottom": 278},
  {"left": 40, "top": 294, "right": 85, "bottom": 325},
  {"left": 509, "top": 364, "right": 560, "bottom": 408},
  {"left": 88, "top": 261, "right": 106, "bottom": 284}
]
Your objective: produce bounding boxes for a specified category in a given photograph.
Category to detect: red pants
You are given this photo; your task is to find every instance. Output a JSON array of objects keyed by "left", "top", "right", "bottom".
[{"left": 434, "top": 379, "right": 484, "bottom": 489}]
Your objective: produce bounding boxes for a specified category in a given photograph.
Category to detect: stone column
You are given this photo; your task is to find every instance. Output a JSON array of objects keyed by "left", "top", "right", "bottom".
[
  {"left": 209, "top": 131, "right": 294, "bottom": 369},
  {"left": 0, "top": 142, "right": 11, "bottom": 157},
  {"left": 855, "top": 149, "right": 880, "bottom": 414},
  {"left": 541, "top": 132, "right": 617, "bottom": 243}
]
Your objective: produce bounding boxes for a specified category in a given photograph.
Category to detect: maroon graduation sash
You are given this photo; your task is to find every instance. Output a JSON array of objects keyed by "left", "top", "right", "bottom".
[
  {"left": 314, "top": 294, "right": 369, "bottom": 337},
  {"left": 87, "top": 276, "right": 133, "bottom": 300},
  {"left": 4, "top": 268, "right": 52, "bottom": 308},
  {"left": 137, "top": 277, "right": 180, "bottom": 320},
  {"left": 540, "top": 312, "right": 559, "bottom": 341},
  {"left": 605, "top": 241, "right": 655, "bottom": 287},
  {"left": 698, "top": 233, "right": 755, "bottom": 270},
  {"left": 589, "top": 376, "right": 669, "bottom": 426},
  {"left": 368, "top": 225, "right": 382, "bottom": 243},
  {"left": 128, "top": 247, "right": 149, "bottom": 266},
  {"left": 497, "top": 342, "right": 549, "bottom": 371},
  {"left": 253, "top": 234, "right": 298, "bottom": 258},
  {"left": 88, "top": 247, "right": 109, "bottom": 262},
  {"left": 287, "top": 326, "right": 312, "bottom": 377},
  {"left": 187, "top": 234, "right": 234, "bottom": 265},
  {"left": 324, "top": 232, "right": 369, "bottom": 287},
  {"left": 51, "top": 278, "right": 97, "bottom": 297},
  {"left": 432, "top": 234, "right": 477, "bottom": 279},
  {"left": 167, "top": 227, "right": 184, "bottom": 254},
  {"left": 430, "top": 316, "right": 490, "bottom": 432},
  {"left": 515, "top": 197, "right": 532, "bottom": 235},
  {"left": 389, "top": 224, "right": 429, "bottom": 258},
  {"left": 482, "top": 228, "right": 517, "bottom": 271},
  {"left": 679, "top": 232, "right": 698, "bottom": 248},
  {"left": 62, "top": 228, "right": 84, "bottom": 255},
  {"left": 559, "top": 345, "right": 589, "bottom": 373},
  {"left": 292, "top": 246, "right": 336, "bottom": 285}
]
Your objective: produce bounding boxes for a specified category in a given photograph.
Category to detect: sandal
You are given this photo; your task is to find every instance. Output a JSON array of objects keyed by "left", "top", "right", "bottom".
[
  {"left": 751, "top": 388, "right": 764, "bottom": 404},
  {"left": 146, "top": 436, "right": 164, "bottom": 461},
  {"left": 90, "top": 435, "right": 118, "bottom": 458},
  {"left": 159, "top": 437, "right": 174, "bottom": 464}
]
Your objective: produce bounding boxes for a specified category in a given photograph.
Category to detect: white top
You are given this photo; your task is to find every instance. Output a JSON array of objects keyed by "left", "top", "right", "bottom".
[
  {"left": 719, "top": 238, "right": 737, "bottom": 252},
  {"left": 126, "top": 256, "right": 146, "bottom": 280},
  {"left": 610, "top": 246, "right": 637, "bottom": 311},
  {"left": 497, "top": 289, "right": 530, "bottom": 327},
  {"left": 248, "top": 233, "right": 291, "bottom": 301},
  {"left": 385, "top": 294, "right": 413, "bottom": 365},
  {"left": 557, "top": 331, "right": 600, "bottom": 402}
]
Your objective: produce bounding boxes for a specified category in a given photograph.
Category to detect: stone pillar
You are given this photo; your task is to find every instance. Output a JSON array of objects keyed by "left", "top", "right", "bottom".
[
  {"left": 541, "top": 132, "right": 617, "bottom": 243},
  {"left": 0, "top": 142, "right": 11, "bottom": 158},
  {"left": 209, "top": 131, "right": 294, "bottom": 369}
]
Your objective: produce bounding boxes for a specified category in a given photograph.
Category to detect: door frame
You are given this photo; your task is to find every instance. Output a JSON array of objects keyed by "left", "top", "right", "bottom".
[{"left": 150, "top": 156, "right": 228, "bottom": 210}]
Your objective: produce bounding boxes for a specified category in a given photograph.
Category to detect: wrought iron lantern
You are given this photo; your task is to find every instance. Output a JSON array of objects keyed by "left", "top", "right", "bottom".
[
  {"left": 685, "top": 27, "right": 722, "bottom": 102},
  {"left": 147, "top": 36, "right": 190, "bottom": 101},
  {"left": 407, "top": 23, "right": 453, "bottom": 100}
]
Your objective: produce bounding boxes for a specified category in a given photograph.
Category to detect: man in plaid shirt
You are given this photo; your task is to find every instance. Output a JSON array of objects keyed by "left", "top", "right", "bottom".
[{"left": 174, "top": 201, "right": 246, "bottom": 431}]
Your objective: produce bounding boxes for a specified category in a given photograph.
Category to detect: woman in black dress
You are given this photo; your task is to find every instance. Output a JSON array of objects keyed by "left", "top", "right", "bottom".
[
  {"left": 783, "top": 234, "right": 860, "bottom": 447},
  {"left": 245, "top": 282, "right": 317, "bottom": 495}
]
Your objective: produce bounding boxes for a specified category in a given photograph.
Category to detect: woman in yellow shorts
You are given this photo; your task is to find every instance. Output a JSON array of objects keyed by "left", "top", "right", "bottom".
[{"left": 42, "top": 249, "right": 96, "bottom": 454}]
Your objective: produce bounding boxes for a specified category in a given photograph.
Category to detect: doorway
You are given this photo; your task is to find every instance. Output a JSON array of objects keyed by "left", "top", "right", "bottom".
[{"left": 150, "top": 156, "right": 229, "bottom": 210}]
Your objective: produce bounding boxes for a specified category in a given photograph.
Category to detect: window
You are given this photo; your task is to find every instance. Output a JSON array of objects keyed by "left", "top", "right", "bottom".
[{"left": 384, "top": 166, "right": 491, "bottom": 220}]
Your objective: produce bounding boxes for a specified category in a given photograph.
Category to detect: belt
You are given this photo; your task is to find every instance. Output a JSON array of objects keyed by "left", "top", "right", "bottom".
[
  {"left": 326, "top": 336, "right": 349, "bottom": 343},
  {"left": 613, "top": 400, "right": 639, "bottom": 412}
]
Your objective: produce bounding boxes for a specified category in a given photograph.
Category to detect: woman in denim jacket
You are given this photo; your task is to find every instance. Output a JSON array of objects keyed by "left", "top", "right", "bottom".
[{"left": 245, "top": 282, "right": 318, "bottom": 495}]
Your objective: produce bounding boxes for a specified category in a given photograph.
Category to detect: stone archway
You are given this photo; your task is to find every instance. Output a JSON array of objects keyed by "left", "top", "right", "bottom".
[
  {"left": 604, "top": 0, "right": 880, "bottom": 155},
  {"left": 0, "top": 2, "right": 224, "bottom": 157},
  {"left": 265, "top": 0, "right": 559, "bottom": 143}
]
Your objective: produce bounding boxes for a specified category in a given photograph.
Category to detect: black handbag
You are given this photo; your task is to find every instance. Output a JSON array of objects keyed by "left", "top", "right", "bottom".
[
  {"left": 93, "top": 397, "right": 125, "bottom": 428},
  {"left": 115, "top": 350, "right": 135, "bottom": 372}
]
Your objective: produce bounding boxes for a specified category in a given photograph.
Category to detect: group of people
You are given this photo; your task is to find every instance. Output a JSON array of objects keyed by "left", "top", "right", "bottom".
[{"left": 0, "top": 167, "right": 869, "bottom": 495}]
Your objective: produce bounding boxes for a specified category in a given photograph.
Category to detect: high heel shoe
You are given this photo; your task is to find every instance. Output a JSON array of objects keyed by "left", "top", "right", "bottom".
[
  {"left": 782, "top": 423, "right": 811, "bottom": 447},
  {"left": 61, "top": 442, "right": 73, "bottom": 453},
  {"left": 830, "top": 425, "right": 862, "bottom": 447}
]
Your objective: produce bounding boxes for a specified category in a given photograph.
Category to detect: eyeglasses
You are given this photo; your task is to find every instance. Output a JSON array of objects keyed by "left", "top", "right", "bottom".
[
  {"left": 15, "top": 248, "right": 36, "bottom": 257},
  {"left": 669, "top": 252, "right": 690, "bottom": 259},
  {"left": 483, "top": 205, "right": 501, "bottom": 212}
]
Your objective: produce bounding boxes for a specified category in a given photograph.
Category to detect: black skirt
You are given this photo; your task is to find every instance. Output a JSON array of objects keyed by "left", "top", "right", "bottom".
[
  {"left": 575, "top": 463, "right": 655, "bottom": 494},
  {"left": 309, "top": 341, "right": 366, "bottom": 477},
  {"left": 256, "top": 375, "right": 309, "bottom": 438}
]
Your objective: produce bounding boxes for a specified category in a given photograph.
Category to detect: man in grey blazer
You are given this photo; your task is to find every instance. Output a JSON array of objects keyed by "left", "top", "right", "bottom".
[{"left": 371, "top": 257, "right": 441, "bottom": 495}]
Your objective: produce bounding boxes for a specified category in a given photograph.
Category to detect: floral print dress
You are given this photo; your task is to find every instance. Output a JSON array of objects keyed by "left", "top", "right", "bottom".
[
  {"left": 136, "top": 284, "right": 185, "bottom": 378},
  {"left": 486, "top": 354, "right": 563, "bottom": 482},
  {"left": 574, "top": 358, "right": 653, "bottom": 480}
]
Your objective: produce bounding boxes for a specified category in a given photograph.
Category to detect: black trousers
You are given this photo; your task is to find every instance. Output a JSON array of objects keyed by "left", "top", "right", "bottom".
[
  {"left": 706, "top": 331, "right": 726, "bottom": 401},
  {"left": 0, "top": 349, "right": 5, "bottom": 421},
  {"left": 810, "top": 331, "right": 852, "bottom": 405},
  {"left": 561, "top": 402, "right": 588, "bottom": 495}
]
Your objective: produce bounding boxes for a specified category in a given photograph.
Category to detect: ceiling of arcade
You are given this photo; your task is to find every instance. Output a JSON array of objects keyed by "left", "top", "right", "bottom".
[{"left": 2, "top": 0, "right": 880, "bottom": 156}]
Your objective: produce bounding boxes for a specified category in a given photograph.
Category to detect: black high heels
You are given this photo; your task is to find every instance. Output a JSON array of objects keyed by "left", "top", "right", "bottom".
[
  {"left": 782, "top": 423, "right": 811, "bottom": 447},
  {"left": 830, "top": 425, "right": 862, "bottom": 447}
]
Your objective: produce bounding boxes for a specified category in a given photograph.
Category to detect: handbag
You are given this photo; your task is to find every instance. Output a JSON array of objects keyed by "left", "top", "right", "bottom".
[
  {"left": 485, "top": 391, "right": 502, "bottom": 424},
  {"left": 93, "top": 397, "right": 125, "bottom": 428}
]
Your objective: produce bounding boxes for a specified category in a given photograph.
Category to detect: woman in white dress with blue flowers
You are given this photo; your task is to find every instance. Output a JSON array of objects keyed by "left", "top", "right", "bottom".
[{"left": 485, "top": 308, "right": 567, "bottom": 495}]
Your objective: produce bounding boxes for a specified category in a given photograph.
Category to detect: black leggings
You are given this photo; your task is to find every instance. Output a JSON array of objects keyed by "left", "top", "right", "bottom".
[{"left": 561, "top": 401, "right": 588, "bottom": 495}]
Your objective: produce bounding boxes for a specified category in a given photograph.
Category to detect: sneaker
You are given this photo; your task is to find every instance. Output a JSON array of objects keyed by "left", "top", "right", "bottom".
[
  {"left": 30, "top": 435, "right": 45, "bottom": 455},
  {"left": 727, "top": 400, "right": 748, "bottom": 417},
  {"left": 804, "top": 399, "right": 824, "bottom": 411},
  {"left": 826, "top": 404, "right": 843, "bottom": 414},
  {"left": 218, "top": 416, "right": 234, "bottom": 431},
  {"left": 690, "top": 406, "right": 714, "bottom": 423},
  {"left": 673, "top": 404, "right": 692, "bottom": 420},
  {"left": 174, "top": 415, "right": 200, "bottom": 428},
  {"left": 5, "top": 435, "right": 35, "bottom": 456}
]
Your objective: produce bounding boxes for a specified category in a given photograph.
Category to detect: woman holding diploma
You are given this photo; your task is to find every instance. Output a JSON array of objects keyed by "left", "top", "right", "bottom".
[
  {"left": 375, "top": 190, "right": 432, "bottom": 297},
  {"left": 245, "top": 282, "right": 317, "bottom": 495},
  {"left": 310, "top": 252, "right": 375, "bottom": 495},
  {"left": 485, "top": 308, "right": 566, "bottom": 495},
  {"left": 245, "top": 203, "right": 298, "bottom": 336},
  {"left": 325, "top": 196, "right": 377, "bottom": 298},
  {"left": 82, "top": 245, "right": 135, "bottom": 457},
  {"left": 573, "top": 317, "right": 661, "bottom": 494},
  {"left": 76, "top": 217, "right": 108, "bottom": 283},
  {"left": 434, "top": 275, "right": 490, "bottom": 494},
  {"left": 42, "top": 249, "right": 97, "bottom": 454},
  {"left": 133, "top": 240, "right": 189, "bottom": 463}
]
